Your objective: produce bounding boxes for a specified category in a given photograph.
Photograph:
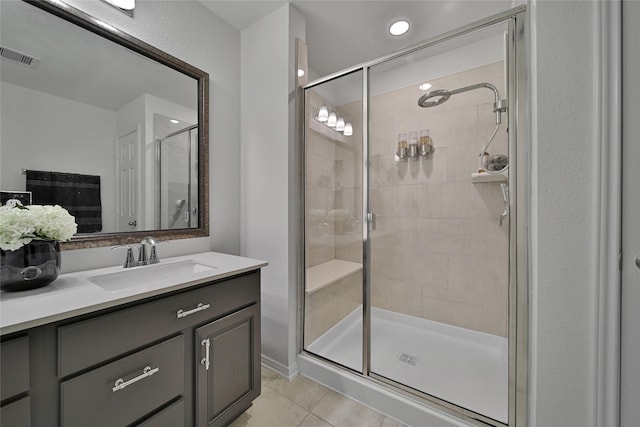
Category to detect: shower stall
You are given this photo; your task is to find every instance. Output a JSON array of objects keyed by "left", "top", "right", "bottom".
[
  {"left": 156, "top": 124, "right": 198, "bottom": 230},
  {"left": 301, "top": 7, "right": 526, "bottom": 427}
]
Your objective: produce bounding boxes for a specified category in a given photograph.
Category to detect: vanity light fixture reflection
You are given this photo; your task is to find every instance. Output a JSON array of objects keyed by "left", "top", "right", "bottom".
[
  {"left": 327, "top": 112, "right": 337, "bottom": 127},
  {"left": 343, "top": 122, "right": 353, "bottom": 136},
  {"left": 335, "top": 117, "right": 345, "bottom": 132},
  {"left": 317, "top": 106, "right": 329, "bottom": 122}
]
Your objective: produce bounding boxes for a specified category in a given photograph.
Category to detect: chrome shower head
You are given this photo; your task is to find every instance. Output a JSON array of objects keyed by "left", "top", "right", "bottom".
[
  {"left": 417, "top": 82, "right": 507, "bottom": 124},
  {"left": 417, "top": 89, "right": 451, "bottom": 108}
]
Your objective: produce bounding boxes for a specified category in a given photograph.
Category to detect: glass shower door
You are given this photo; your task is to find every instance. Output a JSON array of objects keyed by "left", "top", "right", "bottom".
[
  {"left": 367, "top": 22, "right": 510, "bottom": 424},
  {"left": 157, "top": 125, "right": 198, "bottom": 229},
  {"left": 303, "top": 70, "right": 364, "bottom": 372}
]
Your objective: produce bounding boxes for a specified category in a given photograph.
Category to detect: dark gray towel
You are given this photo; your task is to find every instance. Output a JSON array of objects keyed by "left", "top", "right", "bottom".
[{"left": 26, "top": 170, "right": 102, "bottom": 233}]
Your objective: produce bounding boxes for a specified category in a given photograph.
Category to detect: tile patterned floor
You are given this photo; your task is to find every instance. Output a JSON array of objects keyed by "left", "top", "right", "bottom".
[{"left": 229, "top": 366, "right": 409, "bottom": 427}]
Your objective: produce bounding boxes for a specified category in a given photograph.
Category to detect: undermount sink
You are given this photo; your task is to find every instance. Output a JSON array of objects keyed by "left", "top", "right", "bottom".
[{"left": 88, "top": 260, "right": 217, "bottom": 292}]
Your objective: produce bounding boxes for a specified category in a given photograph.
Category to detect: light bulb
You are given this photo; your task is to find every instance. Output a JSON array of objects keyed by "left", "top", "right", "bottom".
[
  {"left": 106, "top": 0, "right": 135, "bottom": 10},
  {"left": 389, "top": 20, "right": 409, "bottom": 36},
  {"left": 297, "top": 69, "right": 305, "bottom": 77},
  {"left": 317, "top": 106, "right": 329, "bottom": 122},
  {"left": 327, "top": 112, "right": 337, "bottom": 127},
  {"left": 343, "top": 123, "right": 353, "bottom": 136},
  {"left": 335, "top": 117, "right": 345, "bottom": 131}
]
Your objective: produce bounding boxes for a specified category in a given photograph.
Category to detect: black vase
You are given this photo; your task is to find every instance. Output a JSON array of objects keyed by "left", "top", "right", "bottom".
[{"left": 1, "top": 240, "right": 61, "bottom": 292}]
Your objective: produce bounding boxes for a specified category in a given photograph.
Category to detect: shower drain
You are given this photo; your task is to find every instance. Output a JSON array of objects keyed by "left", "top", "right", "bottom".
[{"left": 398, "top": 352, "right": 418, "bottom": 366}]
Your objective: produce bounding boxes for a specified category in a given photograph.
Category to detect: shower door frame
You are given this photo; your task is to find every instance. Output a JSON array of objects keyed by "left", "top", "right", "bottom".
[{"left": 300, "top": 6, "right": 528, "bottom": 427}]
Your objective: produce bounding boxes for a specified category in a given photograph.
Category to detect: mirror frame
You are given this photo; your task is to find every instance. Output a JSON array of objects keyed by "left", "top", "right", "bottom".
[{"left": 21, "top": 0, "right": 209, "bottom": 250}]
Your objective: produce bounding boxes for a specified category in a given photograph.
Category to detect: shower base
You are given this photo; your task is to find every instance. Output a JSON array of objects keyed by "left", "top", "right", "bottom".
[{"left": 306, "top": 306, "right": 508, "bottom": 423}]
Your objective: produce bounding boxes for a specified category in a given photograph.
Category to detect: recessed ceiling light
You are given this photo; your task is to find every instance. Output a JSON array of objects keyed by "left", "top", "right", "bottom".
[
  {"left": 389, "top": 20, "right": 410, "bottom": 36},
  {"left": 419, "top": 83, "right": 432, "bottom": 91},
  {"left": 170, "top": 119, "right": 179, "bottom": 124},
  {"left": 297, "top": 68, "right": 305, "bottom": 77},
  {"left": 104, "top": 0, "right": 135, "bottom": 10}
]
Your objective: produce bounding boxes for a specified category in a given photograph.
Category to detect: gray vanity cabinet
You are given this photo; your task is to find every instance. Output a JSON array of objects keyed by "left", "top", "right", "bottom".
[
  {"left": 1, "top": 269, "right": 261, "bottom": 427},
  {"left": 196, "top": 304, "right": 260, "bottom": 427},
  {"left": 0, "top": 335, "right": 31, "bottom": 427}
]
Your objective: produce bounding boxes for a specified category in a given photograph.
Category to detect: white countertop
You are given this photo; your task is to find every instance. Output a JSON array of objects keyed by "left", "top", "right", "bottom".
[{"left": 0, "top": 251, "right": 267, "bottom": 336}]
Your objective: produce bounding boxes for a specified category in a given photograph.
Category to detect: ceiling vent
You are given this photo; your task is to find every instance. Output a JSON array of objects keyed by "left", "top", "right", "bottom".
[{"left": 0, "top": 46, "right": 40, "bottom": 68}]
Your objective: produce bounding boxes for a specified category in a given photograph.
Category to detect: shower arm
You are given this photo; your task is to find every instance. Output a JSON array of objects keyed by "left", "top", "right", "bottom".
[{"left": 449, "top": 83, "right": 507, "bottom": 124}]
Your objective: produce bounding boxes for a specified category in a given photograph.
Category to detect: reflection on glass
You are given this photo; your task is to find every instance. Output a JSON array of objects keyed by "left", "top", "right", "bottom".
[{"left": 303, "top": 70, "right": 363, "bottom": 373}]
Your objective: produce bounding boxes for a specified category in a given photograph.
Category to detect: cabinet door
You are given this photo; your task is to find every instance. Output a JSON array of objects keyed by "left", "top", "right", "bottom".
[{"left": 195, "top": 304, "right": 260, "bottom": 427}]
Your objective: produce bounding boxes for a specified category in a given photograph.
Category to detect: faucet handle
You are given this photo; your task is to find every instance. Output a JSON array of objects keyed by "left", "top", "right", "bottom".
[
  {"left": 111, "top": 245, "right": 137, "bottom": 268},
  {"left": 148, "top": 245, "right": 160, "bottom": 264}
]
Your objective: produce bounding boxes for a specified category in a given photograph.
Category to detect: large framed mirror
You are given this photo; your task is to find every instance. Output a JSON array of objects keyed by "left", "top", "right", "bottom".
[{"left": 0, "top": 0, "right": 209, "bottom": 249}]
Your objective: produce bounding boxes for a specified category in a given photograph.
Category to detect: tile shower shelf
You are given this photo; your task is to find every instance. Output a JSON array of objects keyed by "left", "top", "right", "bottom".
[
  {"left": 471, "top": 169, "right": 508, "bottom": 183},
  {"left": 305, "top": 259, "right": 363, "bottom": 294}
]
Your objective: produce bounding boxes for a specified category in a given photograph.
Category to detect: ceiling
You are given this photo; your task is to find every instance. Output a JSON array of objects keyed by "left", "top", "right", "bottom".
[{"left": 199, "top": 0, "right": 516, "bottom": 77}]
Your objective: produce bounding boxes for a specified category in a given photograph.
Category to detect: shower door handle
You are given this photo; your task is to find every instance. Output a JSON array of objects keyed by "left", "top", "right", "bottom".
[{"left": 367, "top": 212, "right": 377, "bottom": 231}]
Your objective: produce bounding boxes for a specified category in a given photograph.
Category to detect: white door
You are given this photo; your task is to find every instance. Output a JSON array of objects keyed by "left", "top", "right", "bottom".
[
  {"left": 621, "top": 2, "right": 640, "bottom": 425},
  {"left": 116, "top": 127, "right": 140, "bottom": 232}
]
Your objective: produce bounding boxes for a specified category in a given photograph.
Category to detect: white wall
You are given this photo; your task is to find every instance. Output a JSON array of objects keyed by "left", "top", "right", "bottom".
[
  {"left": 240, "top": 3, "right": 303, "bottom": 374},
  {"left": 529, "top": 1, "right": 601, "bottom": 426},
  {"left": 0, "top": 81, "right": 117, "bottom": 232},
  {"left": 49, "top": 0, "right": 242, "bottom": 270}
]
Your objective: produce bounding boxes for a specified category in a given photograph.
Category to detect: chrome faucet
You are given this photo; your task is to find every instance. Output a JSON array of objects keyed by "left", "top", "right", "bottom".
[
  {"left": 112, "top": 236, "right": 163, "bottom": 268},
  {"left": 138, "top": 236, "right": 161, "bottom": 265}
]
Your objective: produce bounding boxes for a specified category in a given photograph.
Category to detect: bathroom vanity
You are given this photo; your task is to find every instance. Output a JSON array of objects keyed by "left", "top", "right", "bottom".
[{"left": 0, "top": 252, "right": 266, "bottom": 427}]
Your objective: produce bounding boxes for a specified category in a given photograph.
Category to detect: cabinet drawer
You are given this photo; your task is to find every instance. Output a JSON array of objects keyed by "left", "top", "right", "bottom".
[
  {"left": 60, "top": 335, "right": 184, "bottom": 427},
  {"left": 0, "top": 396, "right": 31, "bottom": 427},
  {"left": 58, "top": 271, "right": 259, "bottom": 377},
  {"left": 137, "top": 399, "right": 184, "bottom": 427},
  {"left": 1, "top": 335, "right": 29, "bottom": 401}
]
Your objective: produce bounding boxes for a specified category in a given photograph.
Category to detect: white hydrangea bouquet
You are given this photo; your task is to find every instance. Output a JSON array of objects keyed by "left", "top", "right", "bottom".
[{"left": 0, "top": 200, "right": 77, "bottom": 251}]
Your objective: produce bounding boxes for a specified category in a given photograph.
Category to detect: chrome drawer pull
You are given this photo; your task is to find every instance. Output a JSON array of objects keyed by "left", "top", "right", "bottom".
[
  {"left": 176, "top": 302, "right": 210, "bottom": 318},
  {"left": 201, "top": 338, "right": 211, "bottom": 371},
  {"left": 112, "top": 365, "right": 159, "bottom": 392}
]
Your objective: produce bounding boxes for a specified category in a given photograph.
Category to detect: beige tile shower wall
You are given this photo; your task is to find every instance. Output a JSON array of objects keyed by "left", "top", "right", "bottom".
[
  {"left": 305, "top": 90, "right": 364, "bottom": 269},
  {"left": 334, "top": 101, "right": 363, "bottom": 265},
  {"left": 305, "top": 90, "right": 337, "bottom": 268},
  {"left": 369, "top": 62, "right": 509, "bottom": 337}
]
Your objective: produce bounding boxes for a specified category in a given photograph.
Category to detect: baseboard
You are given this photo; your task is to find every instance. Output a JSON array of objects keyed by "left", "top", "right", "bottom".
[{"left": 261, "top": 354, "right": 299, "bottom": 380}]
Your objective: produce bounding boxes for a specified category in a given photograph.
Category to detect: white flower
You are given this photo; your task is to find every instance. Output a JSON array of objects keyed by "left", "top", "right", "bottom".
[{"left": 0, "top": 204, "right": 77, "bottom": 251}]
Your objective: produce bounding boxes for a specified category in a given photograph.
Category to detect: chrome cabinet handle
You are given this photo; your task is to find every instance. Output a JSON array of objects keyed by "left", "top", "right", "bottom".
[
  {"left": 112, "top": 365, "right": 159, "bottom": 392},
  {"left": 176, "top": 302, "right": 210, "bottom": 318},
  {"left": 201, "top": 338, "right": 210, "bottom": 371}
]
